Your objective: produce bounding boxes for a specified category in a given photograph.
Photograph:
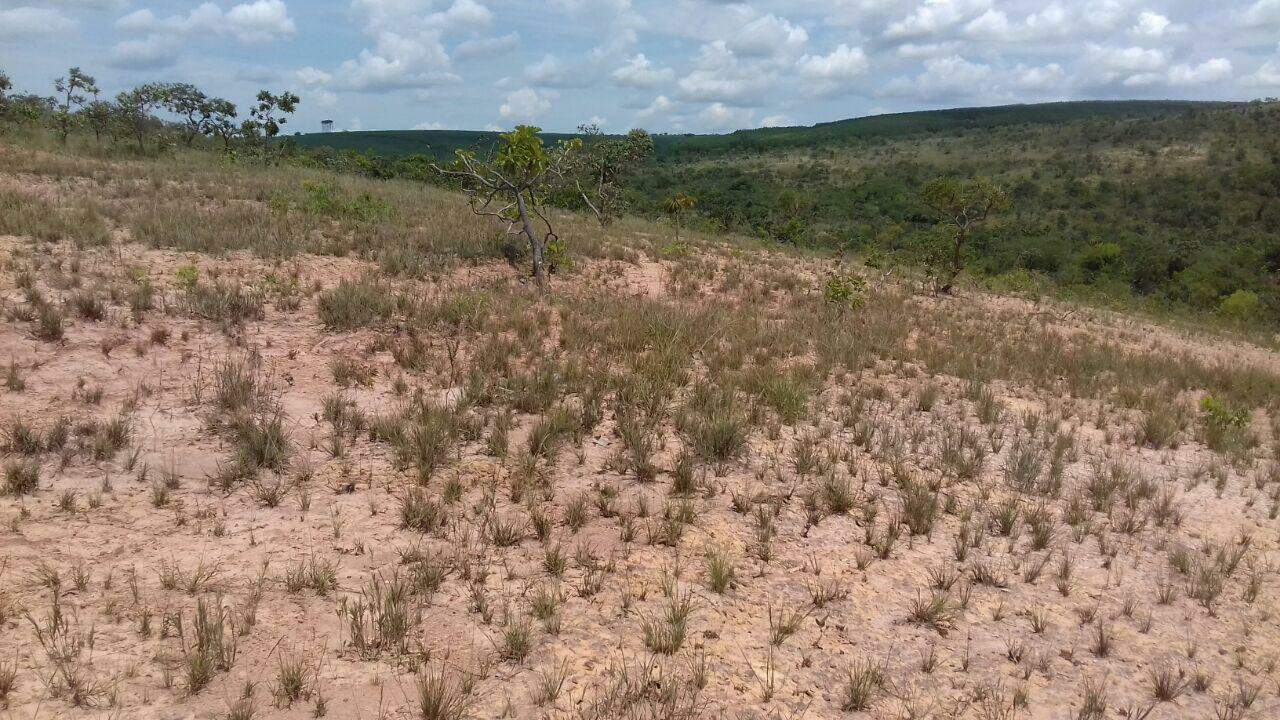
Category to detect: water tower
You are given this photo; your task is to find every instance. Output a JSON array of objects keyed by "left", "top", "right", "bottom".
[{"left": 321, "top": 119, "right": 334, "bottom": 133}]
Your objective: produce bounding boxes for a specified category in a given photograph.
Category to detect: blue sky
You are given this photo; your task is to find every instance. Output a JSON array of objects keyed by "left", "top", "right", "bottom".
[{"left": 3, "top": 1, "right": 1280, "bottom": 134}]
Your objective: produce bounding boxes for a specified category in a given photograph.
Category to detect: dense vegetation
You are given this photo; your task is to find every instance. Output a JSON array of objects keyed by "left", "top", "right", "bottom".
[
  {"left": 297, "top": 99, "right": 1280, "bottom": 326},
  {"left": 5, "top": 63, "right": 1278, "bottom": 326}
]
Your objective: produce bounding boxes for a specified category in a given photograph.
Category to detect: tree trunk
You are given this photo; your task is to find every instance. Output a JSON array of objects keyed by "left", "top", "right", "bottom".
[
  {"left": 516, "top": 191, "right": 547, "bottom": 288},
  {"left": 938, "top": 227, "right": 968, "bottom": 294}
]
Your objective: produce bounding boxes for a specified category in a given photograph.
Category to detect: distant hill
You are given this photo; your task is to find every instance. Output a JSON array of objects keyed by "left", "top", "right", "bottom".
[{"left": 293, "top": 100, "right": 1240, "bottom": 161}]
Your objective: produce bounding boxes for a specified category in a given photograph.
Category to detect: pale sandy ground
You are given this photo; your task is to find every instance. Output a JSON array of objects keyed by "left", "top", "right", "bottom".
[{"left": 2, "top": 168, "right": 1280, "bottom": 720}]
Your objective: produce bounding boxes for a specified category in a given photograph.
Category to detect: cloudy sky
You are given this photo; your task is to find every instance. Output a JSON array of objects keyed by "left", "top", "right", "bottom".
[{"left": 2, "top": 0, "right": 1280, "bottom": 134}]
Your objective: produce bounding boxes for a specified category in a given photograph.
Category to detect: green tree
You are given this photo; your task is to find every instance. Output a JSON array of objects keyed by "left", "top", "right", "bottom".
[
  {"left": 920, "top": 177, "right": 1010, "bottom": 293},
  {"left": 204, "top": 98, "right": 239, "bottom": 148},
  {"left": 81, "top": 95, "right": 112, "bottom": 143},
  {"left": 434, "top": 125, "right": 580, "bottom": 286},
  {"left": 54, "top": 67, "right": 97, "bottom": 143},
  {"left": 664, "top": 192, "right": 697, "bottom": 243},
  {"left": 241, "top": 90, "right": 299, "bottom": 143},
  {"left": 570, "top": 125, "right": 654, "bottom": 226},
  {"left": 158, "top": 83, "right": 209, "bottom": 146},
  {"left": 0, "top": 70, "right": 11, "bottom": 133},
  {"left": 114, "top": 84, "right": 164, "bottom": 152}
]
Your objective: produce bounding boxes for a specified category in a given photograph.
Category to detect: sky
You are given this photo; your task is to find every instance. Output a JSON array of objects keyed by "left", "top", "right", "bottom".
[{"left": 2, "top": 0, "right": 1280, "bottom": 135}]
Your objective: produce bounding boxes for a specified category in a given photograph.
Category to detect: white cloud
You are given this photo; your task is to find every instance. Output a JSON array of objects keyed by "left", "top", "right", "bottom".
[
  {"left": 1242, "top": 0, "right": 1280, "bottom": 27},
  {"left": 676, "top": 40, "right": 773, "bottom": 106},
  {"left": 636, "top": 94, "right": 675, "bottom": 120},
  {"left": 797, "top": 44, "right": 869, "bottom": 95},
  {"left": 109, "top": 36, "right": 181, "bottom": 70},
  {"left": 612, "top": 54, "right": 674, "bottom": 88},
  {"left": 760, "top": 114, "right": 791, "bottom": 127},
  {"left": 526, "top": 54, "right": 595, "bottom": 88},
  {"left": 295, "top": 67, "right": 332, "bottom": 86},
  {"left": 113, "top": 1, "right": 295, "bottom": 43},
  {"left": 1124, "top": 58, "right": 1233, "bottom": 87},
  {"left": 1167, "top": 58, "right": 1233, "bottom": 85},
  {"left": 728, "top": 14, "right": 808, "bottom": 58},
  {"left": 885, "top": 0, "right": 991, "bottom": 40},
  {"left": 225, "top": 0, "right": 296, "bottom": 42},
  {"left": 1244, "top": 57, "right": 1280, "bottom": 88},
  {"left": 798, "top": 44, "right": 869, "bottom": 80},
  {"left": 1013, "top": 63, "right": 1066, "bottom": 91},
  {"left": 1130, "top": 11, "right": 1172, "bottom": 37},
  {"left": 454, "top": 33, "right": 519, "bottom": 61},
  {"left": 499, "top": 87, "right": 553, "bottom": 121},
  {"left": 963, "top": 9, "right": 1010, "bottom": 38},
  {"left": 1085, "top": 44, "right": 1168, "bottom": 80},
  {"left": 700, "top": 102, "right": 753, "bottom": 130},
  {"left": 897, "top": 42, "right": 962, "bottom": 59},
  {"left": 413, "top": 121, "right": 447, "bottom": 130},
  {"left": 334, "top": 31, "right": 458, "bottom": 91},
  {"left": 0, "top": 7, "right": 76, "bottom": 39},
  {"left": 882, "top": 54, "right": 993, "bottom": 101}
]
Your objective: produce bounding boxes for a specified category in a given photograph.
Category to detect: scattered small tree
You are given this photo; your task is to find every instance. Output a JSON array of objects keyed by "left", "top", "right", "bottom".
[
  {"left": 114, "top": 84, "right": 165, "bottom": 152},
  {"left": 54, "top": 67, "right": 97, "bottom": 143},
  {"left": 664, "top": 192, "right": 697, "bottom": 243},
  {"left": 241, "top": 90, "right": 299, "bottom": 144},
  {"left": 204, "top": 98, "right": 240, "bottom": 148},
  {"left": 434, "top": 125, "right": 580, "bottom": 287},
  {"left": 570, "top": 124, "right": 653, "bottom": 226},
  {"left": 160, "top": 83, "right": 214, "bottom": 146},
  {"left": 82, "top": 93, "right": 112, "bottom": 143},
  {"left": 0, "top": 70, "right": 11, "bottom": 133},
  {"left": 920, "top": 177, "right": 1010, "bottom": 293}
]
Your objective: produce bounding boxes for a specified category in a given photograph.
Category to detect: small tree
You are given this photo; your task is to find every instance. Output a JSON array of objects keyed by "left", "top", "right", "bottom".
[
  {"left": 204, "top": 98, "right": 239, "bottom": 148},
  {"left": 0, "top": 70, "right": 11, "bottom": 133},
  {"left": 159, "top": 83, "right": 210, "bottom": 146},
  {"left": 241, "top": 90, "right": 299, "bottom": 144},
  {"left": 81, "top": 93, "right": 112, "bottom": 143},
  {"left": 663, "top": 192, "right": 697, "bottom": 243},
  {"left": 114, "top": 84, "right": 164, "bottom": 152},
  {"left": 54, "top": 67, "right": 97, "bottom": 143},
  {"left": 919, "top": 177, "right": 1010, "bottom": 293},
  {"left": 434, "top": 125, "right": 580, "bottom": 287},
  {"left": 570, "top": 125, "right": 653, "bottom": 226}
]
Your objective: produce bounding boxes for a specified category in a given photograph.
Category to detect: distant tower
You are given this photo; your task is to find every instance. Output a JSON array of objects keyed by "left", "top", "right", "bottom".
[{"left": 321, "top": 119, "right": 334, "bottom": 133}]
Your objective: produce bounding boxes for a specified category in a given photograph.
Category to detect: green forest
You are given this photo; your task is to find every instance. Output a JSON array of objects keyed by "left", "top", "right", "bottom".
[{"left": 295, "top": 100, "right": 1280, "bottom": 326}]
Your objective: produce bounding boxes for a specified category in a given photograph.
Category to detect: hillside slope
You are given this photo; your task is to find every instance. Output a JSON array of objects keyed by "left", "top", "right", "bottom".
[{"left": 293, "top": 100, "right": 1235, "bottom": 160}]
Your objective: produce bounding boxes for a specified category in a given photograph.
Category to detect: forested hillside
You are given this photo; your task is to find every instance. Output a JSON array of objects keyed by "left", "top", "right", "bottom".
[{"left": 294, "top": 100, "right": 1280, "bottom": 325}]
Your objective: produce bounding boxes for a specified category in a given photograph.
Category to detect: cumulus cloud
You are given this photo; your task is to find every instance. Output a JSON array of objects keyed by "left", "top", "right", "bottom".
[
  {"left": 1130, "top": 11, "right": 1174, "bottom": 37},
  {"left": 797, "top": 44, "right": 869, "bottom": 95},
  {"left": 115, "top": 1, "right": 296, "bottom": 44},
  {"left": 881, "top": 54, "right": 994, "bottom": 101},
  {"left": 454, "top": 33, "right": 519, "bottom": 61},
  {"left": 499, "top": 87, "right": 553, "bottom": 121},
  {"left": 798, "top": 44, "right": 869, "bottom": 80},
  {"left": 0, "top": 6, "right": 77, "bottom": 39},
  {"left": 885, "top": 0, "right": 991, "bottom": 41},
  {"left": 700, "top": 102, "right": 754, "bottom": 130},
  {"left": 612, "top": 54, "right": 674, "bottom": 88},
  {"left": 320, "top": 0, "right": 495, "bottom": 93},
  {"left": 526, "top": 54, "right": 596, "bottom": 88},
  {"left": 729, "top": 14, "right": 808, "bottom": 58},
  {"left": 636, "top": 94, "right": 675, "bottom": 120},
  {"left": 1013, "top": 63, "right": 1066, "bottom": 91},
  {"left": 1242, "top": 0, "right": 1280, "bottom": 27},
  {"left": 109, "top": 36, "right": 182, "bottom": 69}
]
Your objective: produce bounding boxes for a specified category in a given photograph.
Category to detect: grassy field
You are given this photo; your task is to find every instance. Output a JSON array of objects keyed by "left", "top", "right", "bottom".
[{"left": 1, "top": 139, "right": 1280, "bottom": 720}]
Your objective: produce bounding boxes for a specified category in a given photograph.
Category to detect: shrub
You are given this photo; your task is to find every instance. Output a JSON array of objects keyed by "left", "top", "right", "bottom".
[{"left": 317, "top": 278, "right": 396, "bottom": 331}]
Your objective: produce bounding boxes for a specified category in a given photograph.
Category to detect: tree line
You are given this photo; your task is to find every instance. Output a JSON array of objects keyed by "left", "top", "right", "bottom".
[{"left": 1, "top": 66, "right": 299, "bottom": 157}]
